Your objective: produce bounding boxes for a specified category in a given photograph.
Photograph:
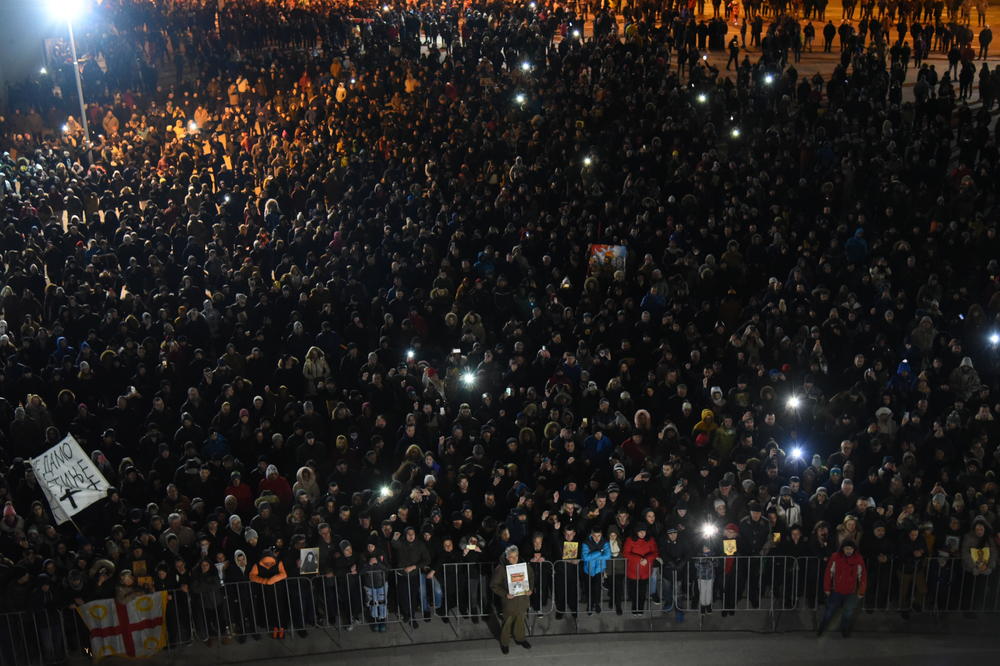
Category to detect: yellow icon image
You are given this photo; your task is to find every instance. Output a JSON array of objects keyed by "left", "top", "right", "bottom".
[
  {"left": 135, "top": 596, "right": 153, "bottom": 612},
  {"left": 89, "top": 604, "right": 109, "bottom": 621},
  {"left": 143, "top": 636, "right": 162, "bottom": 651}
]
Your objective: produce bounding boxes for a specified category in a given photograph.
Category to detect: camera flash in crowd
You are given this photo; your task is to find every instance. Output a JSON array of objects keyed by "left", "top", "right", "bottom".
[
  {"left": 515, "top": 92, "right": 526, "bottom": 105},
  {"left": 583, "top": 156, "right": 593, "bottom": 166},
  {"left": 730, "top": 127, "right": 740, "bottom": 138},
  {"left": 787, "top": 395, "right": 801, "bottom": 409},
  {"left": 224, "top": 194, "right": 231, "bottom": 203},
  {"left": 990, "top": 333, "right": 999, "bottom": 345},
  {"left": 697, "top": 93, "right": 707, "bottom": 104},
  {"left": 764, "top": 74, "right": 774, "bottom": 85},
  {"left": 462, "top": 372, "right": 476, "bottom": 386},
  {"left": 406, "top": 349, "right": 415, "bottom": 360},
  {"left": 702, "top": 524, "right": 718, "bottom": 538},
  {"left": 790, "top": 446, "right": 804, "bottom": 460},
  {"left": 380, "top": 486, "right": 392, "bottom": 498},
  {"left": 188, "top": 120, "right": 198, "bottom": 132},
  {"left": 521, "top": 61, "right": 531, "bottom": 72},
  {"left": 62, "top": 124, "right": 69, "bottom": 133},
  {"left": 573, "top": 29, "right": 581, "bottom": 38}
]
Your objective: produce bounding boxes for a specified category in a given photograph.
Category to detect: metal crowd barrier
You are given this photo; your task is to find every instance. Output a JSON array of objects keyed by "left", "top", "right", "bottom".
[{"left": 1, "top": 556, "right": 998, "bottom": 664}]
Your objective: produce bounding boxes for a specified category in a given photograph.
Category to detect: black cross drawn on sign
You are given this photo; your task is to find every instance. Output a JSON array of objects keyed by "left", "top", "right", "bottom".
[{"left": 59, "top": 487, "right": 82, "bottom": 510}]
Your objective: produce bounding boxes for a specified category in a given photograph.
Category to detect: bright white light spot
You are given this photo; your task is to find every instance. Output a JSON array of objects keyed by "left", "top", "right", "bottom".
[
  {"left": 583, "top": 156, "right": 593, "bottom": 166},
  {"left": 702, "top": 523, "right": 718, "bottom": 538},
  {"left": 515, "top": 93, "right": 526, "bottom": 104},
  {"left": 731, "top": 127, "right": 741, "bottom": 138},
  {"left": 697, "top": 93, "right": 707, "bottom": 104},
  {"left": 40, "top": 67, "right": 48, "bottom": 75},
  {"left": 573, "top": 29, "right": 581, "bottom": 38},
  {"left": 47, "top": 0, "right": 86, "bottom": 22},
  {"left": 62, "top": 124, "right": 69, "bottom": 133},
  {"left": 764, "top": 74, "right": 774, "bottom": 84},
  {"left": 462, "top": 372, "right": 475, "bottom": 386},
  {"left": 406, "top": 349, "right": 415, "bottom": 359},
  {"left": 188, "top": 121, "right": 198, "bottom": 132},
  {"left": 791, "top": 447, "right": 803, "bottom": 460},
  {"left": 991, "top": 333, "right": 1000, "bottom": 345},
  {"left": 787, "top": 396, "right": 801, "bottom": 409},
  {"left": 521, "top": 61, "right": 531, "bottom": 72},
  {"left": 380, "top": 486, "right": 392, "bottom": 497}
]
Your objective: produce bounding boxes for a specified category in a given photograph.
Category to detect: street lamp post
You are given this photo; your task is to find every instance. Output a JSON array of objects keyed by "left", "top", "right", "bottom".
[
  {"left": 50, "top": 0, "right": 91, "bottom": 163},
  {"left": 66, "top": 19, "right": 92, "bottom": 164}
]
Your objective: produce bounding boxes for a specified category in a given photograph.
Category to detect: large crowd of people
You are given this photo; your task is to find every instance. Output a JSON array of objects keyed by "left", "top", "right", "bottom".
[{"left": 1, "top": 0, "right": 1000, "bottom": 658}]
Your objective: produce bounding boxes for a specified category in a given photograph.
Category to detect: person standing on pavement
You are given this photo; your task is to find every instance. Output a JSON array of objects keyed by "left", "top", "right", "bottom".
[
  {"left": 491, "top": 545, "right": 534, "bottom": 655},
  {"left": 980, "top": 25, "right": 992, "bottom": 59},
  {"left": 817, "top": 539, "right": 867, "bottom": 638}
]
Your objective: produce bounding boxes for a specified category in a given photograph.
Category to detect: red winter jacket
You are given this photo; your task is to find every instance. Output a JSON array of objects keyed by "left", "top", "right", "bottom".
[
  {"left": 823, "top": 551, "right": 867, "bottom": 596},
  {"left": 623, "top": 536, "right": 659, "bottom": 580}
]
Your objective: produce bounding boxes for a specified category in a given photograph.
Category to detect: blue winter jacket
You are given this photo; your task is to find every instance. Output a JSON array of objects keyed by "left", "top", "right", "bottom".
[{"left": 581, "top": 537, "right": 612, "bottom": 576}]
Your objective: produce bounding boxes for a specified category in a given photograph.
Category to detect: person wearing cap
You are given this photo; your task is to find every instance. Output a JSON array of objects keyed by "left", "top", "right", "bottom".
[
  {"left": 739, "top": 500, "right": 770, "bottom": 608},
  {"left": 490, "top": 544, "right": 533, "bottom": 654},
  {"left": 818, "top": 539, "right": 867, "bottom": 637},
  {"left": 28, "top": 571, "right": 65, "bottom": 663},
  {"left": 658, "top": 526, "right": 687, "bottom": 622}
]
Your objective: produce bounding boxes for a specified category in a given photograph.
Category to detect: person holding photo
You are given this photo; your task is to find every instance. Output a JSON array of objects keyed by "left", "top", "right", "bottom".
[{"left": 490, "top": 544, "right": 534, "bottom": 655}]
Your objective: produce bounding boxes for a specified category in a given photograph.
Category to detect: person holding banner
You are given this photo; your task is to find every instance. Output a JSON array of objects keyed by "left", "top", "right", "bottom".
[{"left": 490, "top": 544, "right": 533, "bottom": 655}]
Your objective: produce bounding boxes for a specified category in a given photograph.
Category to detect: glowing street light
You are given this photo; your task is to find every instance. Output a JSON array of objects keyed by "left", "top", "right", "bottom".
[
  {"left": 787, "top": 395, "right": 801, "bottom": 410},
  {"left": 48, "top": 0, "right": 91, "bottom": 163}
]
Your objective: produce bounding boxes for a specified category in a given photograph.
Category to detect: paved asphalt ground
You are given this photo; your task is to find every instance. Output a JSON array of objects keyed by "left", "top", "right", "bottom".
[{"left": 219, "top": 632, "right": 1000, "bottom": 666}]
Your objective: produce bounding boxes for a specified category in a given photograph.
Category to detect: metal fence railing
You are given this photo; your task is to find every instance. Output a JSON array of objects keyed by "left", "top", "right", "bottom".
[{"left": 2, "top": 556, "right": 997, "bottom": 665}]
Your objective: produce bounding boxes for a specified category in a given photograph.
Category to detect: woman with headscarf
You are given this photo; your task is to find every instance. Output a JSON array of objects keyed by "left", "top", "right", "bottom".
[
  {"left": 258, "top": 464, "right": 293, "bottom": 507},
  {"left": 961, "top": 517, "right": 997, "bottom": 616}
]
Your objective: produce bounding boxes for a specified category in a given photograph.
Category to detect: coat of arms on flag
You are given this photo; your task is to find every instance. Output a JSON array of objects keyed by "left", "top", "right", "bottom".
[{"left": 77, "top": 592, "right": 168, "bottom": 659}]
